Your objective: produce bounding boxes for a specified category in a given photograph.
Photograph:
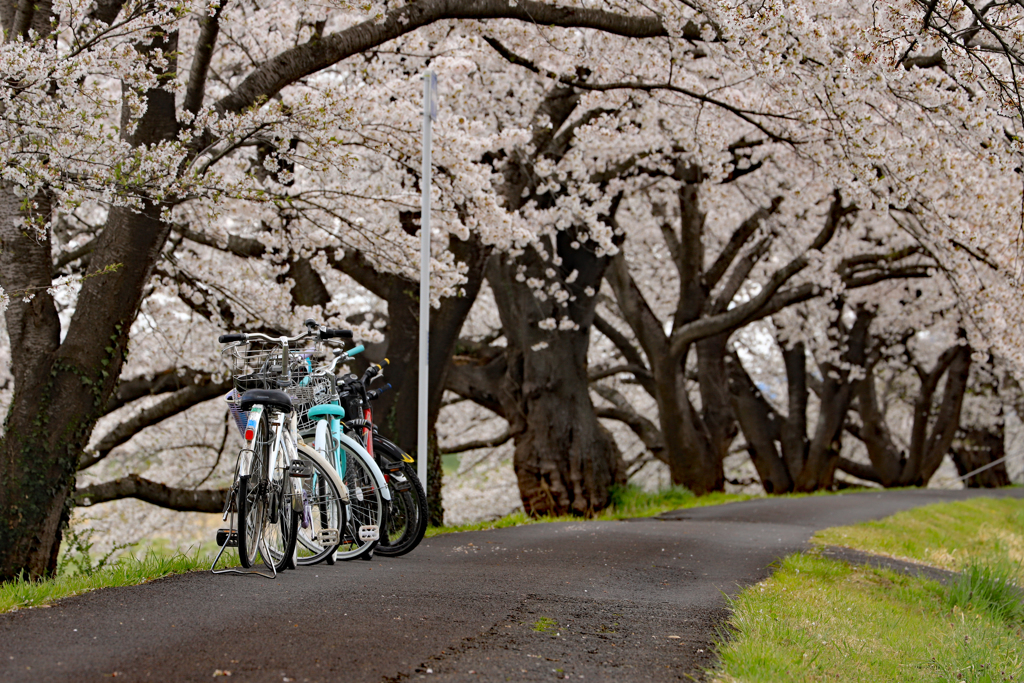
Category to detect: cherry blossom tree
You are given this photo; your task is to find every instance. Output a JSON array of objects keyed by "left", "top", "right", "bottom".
[{"left": 0, "top": 0, "right": 679, "bottom": 580}]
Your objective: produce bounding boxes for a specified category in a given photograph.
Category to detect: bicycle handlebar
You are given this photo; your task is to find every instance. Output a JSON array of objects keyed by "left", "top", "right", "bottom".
[
  {"left": 367, "top": 383, "right": 392, "bottom": 401},
  {"left": 360, "top": 358, "right": 389, "bottom": 385},
  {"left": 219, "top": 325, "right": 352, "bottom": 346}
]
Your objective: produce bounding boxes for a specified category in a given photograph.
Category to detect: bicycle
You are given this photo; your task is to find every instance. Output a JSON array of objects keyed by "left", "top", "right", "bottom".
[
  {"left": 289, "top": 324, "right": 393, "bottom": 562},
  {"left": 333, "top": 364, "right": 429, "bottom": 557},
  {"left": 210, "top": 323, "right": 352, "bottom": 576}
]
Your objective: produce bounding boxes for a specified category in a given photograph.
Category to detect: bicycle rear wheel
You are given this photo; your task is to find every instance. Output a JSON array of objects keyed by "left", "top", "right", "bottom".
[
  {"left": 295, "top": 445, "right": 347, "bottom": 566},
  {"left": 236, "top": 472, "right": 263, "bottom": 568},
  {"left": 261, "top": 469, "right": 299, "bottom": 573}
]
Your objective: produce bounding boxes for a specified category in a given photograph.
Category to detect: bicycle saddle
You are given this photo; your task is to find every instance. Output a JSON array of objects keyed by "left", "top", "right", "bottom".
[{"left": 239, "top": 389, "right": 293, "bottom": 414}]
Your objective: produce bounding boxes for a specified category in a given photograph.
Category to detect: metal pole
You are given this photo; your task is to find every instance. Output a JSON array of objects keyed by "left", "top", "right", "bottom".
[{"left": 418, "top": 71, "right": 435, "bottom": 495}]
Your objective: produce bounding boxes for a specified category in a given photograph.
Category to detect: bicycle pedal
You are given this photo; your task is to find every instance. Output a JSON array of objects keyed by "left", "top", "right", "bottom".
[
  {"left": 382, "top": 461, "right": 404, "bottom": 473},
  {"left": 358, "top": 525, "right": 380, "bottom": 541},
  {"left": 391, "top": 478, "right": 411, "bottom": 492},
  {"left": 318, "top": 528, "right": 340, "bottom": 545},
  {"left": 216, "top": 529, "right": 238, "bottom": 548},
  {"left": 288, "top": 462, "right": 313, "bottom": 478}
]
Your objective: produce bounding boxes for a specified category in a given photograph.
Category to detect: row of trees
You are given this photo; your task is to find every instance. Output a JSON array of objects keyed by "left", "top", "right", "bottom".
[{"left": 2, "top": 0, "right": 1023, "bottom": 581}]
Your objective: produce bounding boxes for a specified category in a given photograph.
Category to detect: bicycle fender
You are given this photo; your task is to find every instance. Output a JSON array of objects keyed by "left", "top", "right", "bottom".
[{"left": 338, "top": 432, "right": 392, "bottom": 501}]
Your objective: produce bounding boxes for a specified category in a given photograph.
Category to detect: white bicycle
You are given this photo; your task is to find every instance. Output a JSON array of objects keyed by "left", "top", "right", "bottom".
[{"left": 211, "top": 323, "right": 354, "bottom": 576}]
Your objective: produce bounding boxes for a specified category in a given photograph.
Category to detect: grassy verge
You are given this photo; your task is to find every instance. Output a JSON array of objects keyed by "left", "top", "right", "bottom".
[
  {"left": 813, "top": 497, "right": 1024, "bottom": 572},
  {"left": 715, "top": 497, "right": 1024, "bottom": 682},
  {"left": 0, "top": 546, "right": 231, "bottom": 614},
  {"left": 425, "top": 485, "right": 753, "bottom": 538}
]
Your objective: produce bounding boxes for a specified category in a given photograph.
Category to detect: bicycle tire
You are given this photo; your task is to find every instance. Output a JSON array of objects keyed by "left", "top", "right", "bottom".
[
  {"left": 336, "top": 450, "right": 386, "bottom": 560},
  {"left": 373, "top": 438, "right": 428, "bottom": 557},
  {"left": 314, "top": 423, "right": 384, "bottom": 560},
  {"left": 236, "top": 473, "right": 262, "bottom": 568},
  {"left": 261, "top": 471, "right": 299, "bottom": 573},
  {"left": 236, "top": 410, "right": 271, "bottom": 568},
  {"left": 295, "top": 443, "right": 347, "bottom": 566}
]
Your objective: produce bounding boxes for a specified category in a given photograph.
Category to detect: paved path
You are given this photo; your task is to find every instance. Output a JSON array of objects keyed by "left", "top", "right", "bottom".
[{"left": 2, "top": 488, "right": 1021, "bottom": 682}]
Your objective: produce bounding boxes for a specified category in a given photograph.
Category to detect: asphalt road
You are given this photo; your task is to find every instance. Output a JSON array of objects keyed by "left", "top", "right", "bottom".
[{"left": 2, "top": 488, "right": 1021, "bottom": 683}]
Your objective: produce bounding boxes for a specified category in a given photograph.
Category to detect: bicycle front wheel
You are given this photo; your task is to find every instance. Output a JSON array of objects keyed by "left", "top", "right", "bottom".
[
  {"left": 261, "top": 470, "right": 299, "bottom": 573},
  {"left": 295, "top": 444, "right": 347, "bottom": 566},
  {"left": 236, "top": 412, "right": 271, "bottom": 568},
  {"left": 336, "top": 447, "right": 385, "bottom": 561}
]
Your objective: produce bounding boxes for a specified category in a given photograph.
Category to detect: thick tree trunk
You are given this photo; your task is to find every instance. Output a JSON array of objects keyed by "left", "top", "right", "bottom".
[
  {"left": 725, "top": 351, "right": 793, "bottom": 493},
  {"left": 342, "top": 236, "right": 491, "bottom": 525},
  {"left": 488, "top": 238, "right": 624, "bottom": 516},
  {"left": 0, "top": 198, "right": 174, "bottom": 581},
  {"left": 657, "top": 337, "right": 732, "bottom": 494},
  {"left": 951, "top": 422, "right": 1011, "bottom": 488},
  {"left": 727, "top": 312, "right": 871, "bottom": 494},
  {"left": 0, "top": 28, "right": 178, "bottom": 581}
]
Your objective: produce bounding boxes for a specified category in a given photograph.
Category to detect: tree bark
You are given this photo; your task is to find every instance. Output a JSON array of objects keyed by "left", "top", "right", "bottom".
[
  {"left": 951, "top": 423, "right": 1011, "bottom": 488},
  {"left": 487, "top": 235, "right": 625, "bottom": 515},
  {"left": 847, "top": 340, "right": 972, "bottom": 487},
  {"left": 0, "top": 27, "right": 179, "bottom": 581},
  {"left": 727, "top": 310, "right": 872, "bottom": 494},
  {"left": 337, "top": 235, "right": 491, "bottom": 525},
  {"left": 75, "top": 475, "right": 228, "bottom": 513}
]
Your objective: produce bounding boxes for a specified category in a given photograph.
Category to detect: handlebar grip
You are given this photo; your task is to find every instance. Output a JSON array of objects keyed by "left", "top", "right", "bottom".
[
  {"left": 368, "top": 383, "right": 392, "bottom": 400},
  {"left": 322, "top": 328, "right": 353, "bottom": 339},
  {"left": 218, "top": 333, "right": 245, "bottom": 343},
  {"left": 347, "top": 344, "right": 365, "bottom": 357}
]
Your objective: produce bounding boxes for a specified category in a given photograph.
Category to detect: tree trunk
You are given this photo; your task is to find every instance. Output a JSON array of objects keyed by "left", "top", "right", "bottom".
[
  {"left": 657, "top": 337, "right": 731, "bottom": 494},
  {"left": 488, "top": 236, "right": 624, "bottom": 516},
  {"left": 341, "top": 236, "right": 491, "bottom": 525},
  {"left": 727, "top": 312, "right": 871, "bottom": 494},
  {"left": 725, "top": 351, "right": 793, "bottom": 493},
  {"left": 849, "top": 341, "right": 972, "bottom": 488},
  {"left": 951, "top": 422, "right": 1011, "bottom": 488},
  {"left": 0, "top": 27, "right": 178, "bottom": 581}
]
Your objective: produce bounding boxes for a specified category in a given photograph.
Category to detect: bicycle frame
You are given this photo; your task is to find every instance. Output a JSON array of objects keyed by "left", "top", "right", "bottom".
[{"left": 314, "top": 416, "right": 391, "bottom": 501}]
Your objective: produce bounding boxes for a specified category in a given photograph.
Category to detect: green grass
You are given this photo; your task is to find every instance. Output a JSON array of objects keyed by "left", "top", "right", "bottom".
[
  {"left": 716, "top": 497, "right": 1024, "bottom": 682},
  {"left": 813, "top": 497, "right": 1024, "bottom": 574},
  {"left": 0, "top": 546, "right": 229, "bottom": 614},
  {"left": 947, "top": 557, "right": 1024, "bottom": 625},
  {"left": 425, "top": 485, "right": 753, "bottom": 538},
  {"left": 532, "top": 616, "right": 558, "bottom": 632},
  {"left": 714, "top": 553, "right": 1024, "bottom": 682}
]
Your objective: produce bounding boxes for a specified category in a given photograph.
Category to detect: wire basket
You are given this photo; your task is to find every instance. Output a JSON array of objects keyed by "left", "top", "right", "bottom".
[
  {"left": 291, "top": 374, "right": 338, "bottom": 435},
  {"left": 221, "top": 340, "right": 324, "bottom": 394},
  {"left": 223, "top": 340, "right": 333, "bottom": 437}
]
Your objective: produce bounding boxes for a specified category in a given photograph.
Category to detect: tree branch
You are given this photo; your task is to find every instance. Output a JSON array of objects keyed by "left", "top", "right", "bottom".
[
  {"left": 669, "top": 192, "right": 851, "bottom": 357},
  {"left": 484, "top": 37, "right": 799, "bottom": 143},
  {"left": 705, "top": 196, "right": 782, "bottom": 290},
  {"left": 216, "top": 0, "right": 669, "bottom": 115},
  {"left": 836, "top": 458, "right": 883, "bottom": 484},
  {"left": 75, "top": 474, "right": 227, "bottom": 513},
  {"left": 184, "top": 3, "right": 224, "bottom": 117},
  {"left": 442, "top": 429, "right": 512, "bottom": 454},
  {"left": 80, "top": 378, "right": 232, "bottom": 470},
  {"left": 592, "top": 384, "right": 666, "bottom": 462}
]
